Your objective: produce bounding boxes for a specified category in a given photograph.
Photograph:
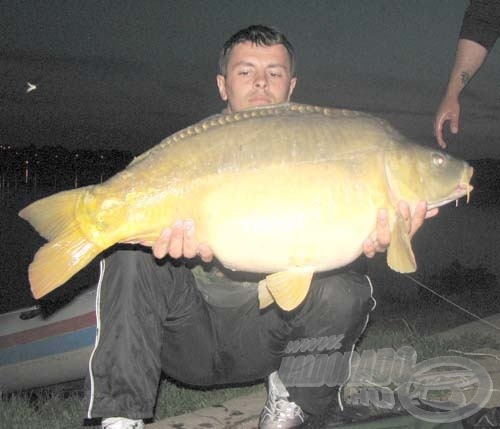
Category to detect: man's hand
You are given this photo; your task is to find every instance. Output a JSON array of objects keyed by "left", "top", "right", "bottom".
[
  {"left": 434, "top": 95, "right": 460, "bottom": 149},
  {"left": 362, "top": 201, "right": 439, "bottom": 258},
  {"left": 149, "top": 220, "right": 214, "bottom": 262}
]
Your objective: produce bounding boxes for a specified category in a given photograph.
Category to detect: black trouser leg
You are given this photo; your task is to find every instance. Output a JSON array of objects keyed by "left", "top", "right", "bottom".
[
  {"left": 85, "top": 248, "right": 212, "bottom": 420},
  {"left": 283, "top": 272, "right": 375, "bottom": 415}
]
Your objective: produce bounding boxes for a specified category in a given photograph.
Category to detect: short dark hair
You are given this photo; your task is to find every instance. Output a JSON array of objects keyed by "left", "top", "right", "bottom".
[{"left": 218, "top": 25, "right": 295, "bottom": 76}]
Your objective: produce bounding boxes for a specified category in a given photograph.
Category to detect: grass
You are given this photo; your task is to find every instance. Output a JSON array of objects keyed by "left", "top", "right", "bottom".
[
  {"left": 353, "top": 324, "right": 500, "bottom": 406},
  {"left": 0, "top": 390, "right": 86, "bottom": 429},
  {"left": 1, "top": 381, "right": 264, "bottom": 429},
  {"left": 154, "top": 380, "right": 264, "bottom": 421},
  {"left": 358, "top": 321, "right": 500, "bottom": 360}
]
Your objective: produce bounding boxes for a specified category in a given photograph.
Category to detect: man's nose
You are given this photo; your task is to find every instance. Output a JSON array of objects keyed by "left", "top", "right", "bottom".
[{"left": 254, "top": 72, "right": 268, "bottom": 88}]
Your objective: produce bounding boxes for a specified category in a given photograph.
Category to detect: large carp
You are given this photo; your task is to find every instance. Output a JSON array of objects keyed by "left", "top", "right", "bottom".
[{"left": 20, "top": 103, "right": 473, "bottom": 310}]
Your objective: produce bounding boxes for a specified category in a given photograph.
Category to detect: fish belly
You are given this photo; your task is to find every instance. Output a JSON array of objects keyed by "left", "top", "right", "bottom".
[{"left": 191, "top": 163, "right": 385, "bottom": 273}]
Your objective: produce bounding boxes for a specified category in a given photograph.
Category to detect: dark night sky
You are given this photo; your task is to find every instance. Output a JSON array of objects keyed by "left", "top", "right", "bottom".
[{"left": 1, "top": 0, "right": 499, "bottom": 161}]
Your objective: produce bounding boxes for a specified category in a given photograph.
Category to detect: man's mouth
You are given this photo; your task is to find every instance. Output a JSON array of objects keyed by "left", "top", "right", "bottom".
[{"left": 248, "top": 94, "right": 272, "bottom": 105}]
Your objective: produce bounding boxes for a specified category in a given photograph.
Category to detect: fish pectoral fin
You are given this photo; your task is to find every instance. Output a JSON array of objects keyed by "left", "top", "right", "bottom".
[
  {"left": 387, "top": 212, "right": 417, "bottom": 273},
  {"left": 258, "top": 279, "right": 275, "bottom": 309},
  {"left": 259, "top": 270, "right": 314, "bottom": 311}
]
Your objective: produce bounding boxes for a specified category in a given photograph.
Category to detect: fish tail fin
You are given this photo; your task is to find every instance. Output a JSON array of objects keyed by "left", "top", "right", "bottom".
[
  {"left": 29, "top": 235, "right": 101, "bottom": 298},
  {"left": 19, "top": 187, "right": 103, "bottom": 299},
  {"left": 19, "top": 187, "right": 91, "bottom": 241}
]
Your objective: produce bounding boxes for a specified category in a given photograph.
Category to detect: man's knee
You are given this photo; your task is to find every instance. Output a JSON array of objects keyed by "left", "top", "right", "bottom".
[
  {"left": 285, "top": 272, "right": 374, "bottom": 348},
  {"left": 309, "top": 271, "right": 373, "bottom": 315},
  {"left": 103, "top": 246, "right": 184, "bottom": 292}
]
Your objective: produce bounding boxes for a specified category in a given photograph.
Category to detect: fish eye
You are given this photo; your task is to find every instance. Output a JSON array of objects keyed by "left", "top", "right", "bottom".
[{"left": 432, "top": 153, "right": 445, "bottom": 167}]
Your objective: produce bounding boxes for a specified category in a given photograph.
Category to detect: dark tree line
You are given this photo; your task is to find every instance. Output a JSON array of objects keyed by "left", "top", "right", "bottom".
[{"left": 0, "top": 144, "right": 133, "bottom": 194}]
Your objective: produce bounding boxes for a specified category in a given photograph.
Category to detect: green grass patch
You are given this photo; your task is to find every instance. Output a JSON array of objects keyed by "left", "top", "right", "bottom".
[
  {"left": 0, "top": 379, "right": 264, "bottom": 428},
  {"left": 358, "top": 321, "right": 500, "bottom": 361},
  {"left": 154, "top": 380, "right": 264, "bottom": 421},
  {"left": 0, "top": 390, "right": 85, "bottom": 429}
]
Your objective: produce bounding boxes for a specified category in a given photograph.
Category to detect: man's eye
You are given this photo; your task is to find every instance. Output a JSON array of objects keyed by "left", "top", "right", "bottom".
[
  {"left": 269, "top": 72, "right": 282, "bottom": 77},
  {"left": 238, "top": 70, "right": 249, "bottom": 75}
]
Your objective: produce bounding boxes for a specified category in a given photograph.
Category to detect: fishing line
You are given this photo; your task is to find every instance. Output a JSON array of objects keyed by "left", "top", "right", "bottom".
[{"left": 403, "top": 273, "right": 500, "bottom": 333}]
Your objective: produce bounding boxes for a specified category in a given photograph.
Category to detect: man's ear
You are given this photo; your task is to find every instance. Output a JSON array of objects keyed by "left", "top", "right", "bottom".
[
  {"left": 287, "top": 77, "right": 297, "bottom": 100},
  {"left": 216, "top": 74, "right": 228, "bottom": 101}
]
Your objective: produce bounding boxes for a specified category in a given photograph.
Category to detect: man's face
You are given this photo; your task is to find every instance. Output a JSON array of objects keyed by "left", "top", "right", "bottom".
[{"left": 216, "top": 42, "right": 297, "bottom": 113}]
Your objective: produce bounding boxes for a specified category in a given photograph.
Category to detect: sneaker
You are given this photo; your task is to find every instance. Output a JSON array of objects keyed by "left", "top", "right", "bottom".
[
  {"left": 259, "top": 371, "right": 305, "bottom": 429},
  {"left": 102, "top": 417, "right": 144, "bottom": 429}
]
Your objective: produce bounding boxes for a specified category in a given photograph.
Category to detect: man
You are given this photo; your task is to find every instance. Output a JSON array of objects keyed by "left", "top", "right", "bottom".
[
  {"left": 434, "top": 0, "right": 500, "bottom": 148},
  {"left": 86, "top": 25, "right": 435, "bottom": 429}
]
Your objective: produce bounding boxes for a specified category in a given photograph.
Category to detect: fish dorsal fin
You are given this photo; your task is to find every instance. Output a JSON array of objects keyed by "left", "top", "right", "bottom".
[
  {"left": 258, "top": 270, "right": 314, "bottom": 311},
  {"left": 387, "top": 212, "right": 417, "bottom": 273}
]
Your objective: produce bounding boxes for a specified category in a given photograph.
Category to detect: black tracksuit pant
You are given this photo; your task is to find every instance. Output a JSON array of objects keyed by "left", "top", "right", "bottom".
[{"left": 85, "top": 247, "right": 375, "bottom": 420}]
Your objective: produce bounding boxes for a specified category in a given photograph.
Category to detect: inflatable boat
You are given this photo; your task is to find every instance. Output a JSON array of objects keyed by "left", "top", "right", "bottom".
[{"left": 0, "top": 287, "right": 96, "bottom": 392}]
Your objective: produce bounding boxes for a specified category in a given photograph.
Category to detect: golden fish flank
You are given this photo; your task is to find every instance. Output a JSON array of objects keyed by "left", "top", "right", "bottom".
[{"left": 19, "top": 103, "right": 473, "bottom": 310}]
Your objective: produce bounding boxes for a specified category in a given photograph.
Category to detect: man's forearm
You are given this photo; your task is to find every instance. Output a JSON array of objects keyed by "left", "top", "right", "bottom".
[{"left": 444, "top": 38, "right": 488, "bottom": 99}]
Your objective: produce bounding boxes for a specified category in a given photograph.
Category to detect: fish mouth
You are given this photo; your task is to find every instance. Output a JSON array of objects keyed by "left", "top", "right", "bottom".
[
  {"left": 427, "top": 164, "right": 474, "bottom": 209},
  {"left": 427, "top": 163, "right": 474, "bottom": 210},
  {"left": 427, "top": 183, "right": 473, "bottom": 209},
  {"left": 455, "top": 182, "right": 473, "bottom": 206}
]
